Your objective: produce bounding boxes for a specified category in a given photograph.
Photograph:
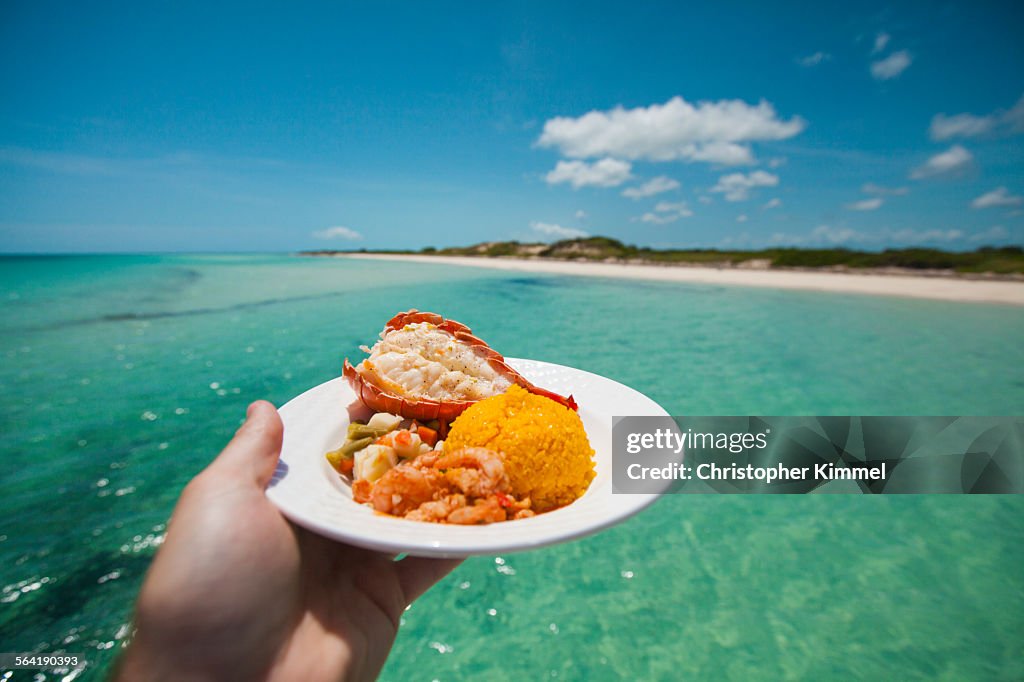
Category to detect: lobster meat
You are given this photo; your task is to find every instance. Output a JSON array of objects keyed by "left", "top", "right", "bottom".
[{"left": 343, "top": 309, "right": 577, "bottom": 424}]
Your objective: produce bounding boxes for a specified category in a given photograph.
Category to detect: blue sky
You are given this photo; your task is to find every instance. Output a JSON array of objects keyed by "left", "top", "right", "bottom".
[{"left": 1, "top": 1, "right": 1022, "bottom": 253}]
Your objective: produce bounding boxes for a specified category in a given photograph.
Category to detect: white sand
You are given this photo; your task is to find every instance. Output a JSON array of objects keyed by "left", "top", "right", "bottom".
[{"left": 340, "top": 253, "right": 1024, "bottom": 306}]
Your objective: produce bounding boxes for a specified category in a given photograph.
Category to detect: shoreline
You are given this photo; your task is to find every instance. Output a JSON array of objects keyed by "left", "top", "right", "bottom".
[{"left": 333, "top": 253, "right": 1024, "bottom": 305}]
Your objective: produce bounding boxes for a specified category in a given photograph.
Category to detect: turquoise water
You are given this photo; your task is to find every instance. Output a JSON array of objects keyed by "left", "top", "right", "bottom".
[{"left": 1, "top": 254, "right": 1022, "bottom": 680}]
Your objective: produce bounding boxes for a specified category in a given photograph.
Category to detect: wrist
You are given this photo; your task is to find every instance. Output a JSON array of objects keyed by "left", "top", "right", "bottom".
[{"left": 110, "top": 637, "right": 224, "bottom": 682}]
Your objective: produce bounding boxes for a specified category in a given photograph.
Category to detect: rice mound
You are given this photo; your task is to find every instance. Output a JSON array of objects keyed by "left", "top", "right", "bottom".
[{"left": 444, "top": 385, "right": 595, "bottom": 512}]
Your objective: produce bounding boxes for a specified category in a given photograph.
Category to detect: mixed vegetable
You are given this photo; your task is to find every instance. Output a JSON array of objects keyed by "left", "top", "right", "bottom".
[{"left": 325, "top": 412, "right": 442, "bottom": 483}]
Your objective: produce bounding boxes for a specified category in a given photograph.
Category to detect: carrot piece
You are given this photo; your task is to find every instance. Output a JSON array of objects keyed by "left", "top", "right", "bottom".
[{"left": 417, "top": 426, "right": 438, "bottom": 447}]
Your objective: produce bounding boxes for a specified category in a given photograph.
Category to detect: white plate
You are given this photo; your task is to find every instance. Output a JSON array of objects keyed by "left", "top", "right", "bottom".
[{"left": 267, "top": 358, "right": 669, "bottom": 557}]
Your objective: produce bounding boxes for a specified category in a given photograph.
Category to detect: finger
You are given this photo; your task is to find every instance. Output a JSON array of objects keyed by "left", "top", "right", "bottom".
[
  {"left": 394, "top": 557, "right": 463, "bottom": 605},
  {"left": 206, "top": 400, "right": 284, "bottom": 488}
]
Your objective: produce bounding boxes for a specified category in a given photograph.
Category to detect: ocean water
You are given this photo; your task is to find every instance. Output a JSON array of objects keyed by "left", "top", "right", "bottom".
[{"left": 1, "top": 254, "right": 1022, "bottom": 681}]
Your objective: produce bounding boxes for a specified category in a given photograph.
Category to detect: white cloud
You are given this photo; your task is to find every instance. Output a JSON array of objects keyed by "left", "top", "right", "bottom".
[
  {"left": 312, "top": 226, "right": 362, "bottom": 240},
  {"left": 871, "top": 50, "right": 912, "bottom": 80},
  {"left": 910, "top": 145, "right": 973, "bottom": 179},
  {"left": 872, "top": 32, "right": 891, "bottom": 54},
  {"left": 710, "top": 170, "right": 779, "bottom": 201},
  {"left": 536, "top": 96, "right": 805, "bottom": 165},
  {"left": 770, "top": 225, "right": 862, "bottom": 246},
  {"left": 639, "top": 212, "right": 680, "bottom": 225},
  {"left": 929, "top": 94, "right": 1024, "bottom": 140},
  {"left": 971, "top": 186, "right": 1024, "bottom": 209},
  {"left": 862, "top": 182, "right": 909, "bottom": 196},
  {"left": 767, "top": 157, "right": 786, "bottom": 168},
  {"left": 930, "top": 113, "right": 994, "bottom": 140},
  {"left": 621, "top": 176, "right": 680, "bottom": 199},
  {"left": 689, "top": 141, "right": 757, "bottom": 165},
  {"left": 797, "top": 52, "right": 831, "bottom": 67},
  {"left": 846, "top": 197, "right": 883, "bottom": 211},
  {"left": 0, "top": 147, "right": 121, "bottom": 175},
  {"left": 698, "top": 195, "right": 713, "bottom": 205},
  {"left": 634, "top": 199, "right": 692, "bottom": 223},
  {"left": 763, "top": 198, "right": 782, "bottom": 209},
  {"left": 812, "top": 225, "right": 861, "bottom": 245},
  {"left": 736, "top": 214, "right": 749, "bottom": 223},
  {"left": 638, "top": 200, "right": 693, "bottom": 224},
  {"left": 718, "top": 233, "right": 754, "bottom": 248},
  {"left": 968, "top": 225, "right": 1010, "bottom": 242},
  {"left": 545, "top": 157, "right": 632, "bottom": 188},
  {"left": 886, "top": 228, "right": 964, "bottom": 243},
  {"left": 530, "top": 221, "right": 588, "bottom": 239},
  {"left": 770, "top": 224, "right": 965, "bottom": 247},
  {"left": 574, "top": 209, "right": 588, "bottom": 220},
  {"left": 654, "top": 201, "right": 687, "bottom": 212},
  {"left": 653, "top": 201, "right": 693, "bottom": 216},
  {"left": 999, "top": 95, "right": 1024, "bottom": 131}
]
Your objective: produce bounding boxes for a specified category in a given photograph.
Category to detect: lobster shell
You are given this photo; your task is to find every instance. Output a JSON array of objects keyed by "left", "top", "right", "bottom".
[{"left": 343, "top": 309, "right": 578, "bottom": 423}]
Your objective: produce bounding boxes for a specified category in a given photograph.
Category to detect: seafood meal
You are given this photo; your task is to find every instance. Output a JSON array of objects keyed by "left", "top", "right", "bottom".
[{"left": 326, "top": 310, "right": 595, "bottom": 525}]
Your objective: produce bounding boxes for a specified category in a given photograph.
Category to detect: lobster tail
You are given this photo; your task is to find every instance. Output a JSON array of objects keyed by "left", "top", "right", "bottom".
[{"left": 344, "top": 310, "right": 577, "bottom": 424}]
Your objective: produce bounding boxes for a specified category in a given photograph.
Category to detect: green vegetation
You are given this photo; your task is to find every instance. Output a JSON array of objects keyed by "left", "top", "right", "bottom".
[{"left": 301, "top": 237, "right": 1024, "bottom": 275}]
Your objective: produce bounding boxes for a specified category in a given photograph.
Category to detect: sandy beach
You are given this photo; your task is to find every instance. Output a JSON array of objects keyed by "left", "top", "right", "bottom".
[{"left": 339, "top": 253, "right": 1024, "bottom": 306}]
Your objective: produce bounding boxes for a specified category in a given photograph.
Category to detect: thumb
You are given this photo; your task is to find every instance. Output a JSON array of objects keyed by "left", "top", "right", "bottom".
[{"left": 207, "top": 400, "right": 284, "bottom": 488}]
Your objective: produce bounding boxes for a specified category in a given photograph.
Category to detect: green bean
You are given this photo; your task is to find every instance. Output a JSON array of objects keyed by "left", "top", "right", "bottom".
[
  {"left": 347, "top": 423, "right": 391, "bottom": 440},
  {"left": 338, "top": 436, "right": 374, "bottom": 456},
  {"left": 325, "top": 448, "right": 349, "bottom": 470}
]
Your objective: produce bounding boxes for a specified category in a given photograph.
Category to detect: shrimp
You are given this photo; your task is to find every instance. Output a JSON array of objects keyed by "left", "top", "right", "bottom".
[
  {"left": 352, "top": 444, "right": 532, "bottom": 525},
  {"left": 368, "top": 461, "right": 441, "bottom": 515},
  {"left": 352, "top": 478, "right": 373, "bottom": 504},
  {"left": 405, "top": 494, "right": 467, "bottom": 523},
  {"left": 447, "top": 496, "right": 508, "bottom": 525},
  {"left": 435, "top": 446, "right": 510, "bottom": 498}
]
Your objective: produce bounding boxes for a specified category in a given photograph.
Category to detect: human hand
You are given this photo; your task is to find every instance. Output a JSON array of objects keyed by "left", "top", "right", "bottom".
[{"left": 114, "top": 401, "right": 461, "bottom": 681}]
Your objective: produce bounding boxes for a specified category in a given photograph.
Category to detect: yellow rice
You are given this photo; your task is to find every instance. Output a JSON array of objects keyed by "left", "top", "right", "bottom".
[{"left": 444, "top": 385, "right": 595, "bottom": 512}]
